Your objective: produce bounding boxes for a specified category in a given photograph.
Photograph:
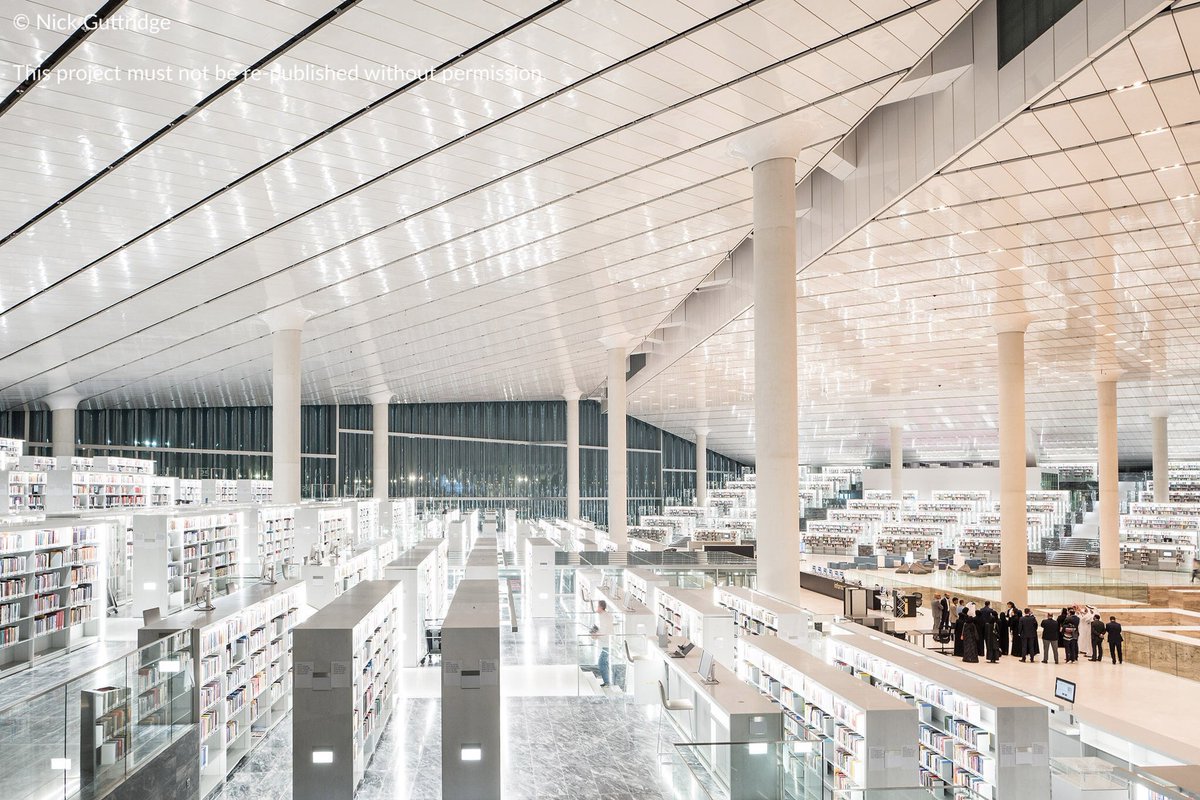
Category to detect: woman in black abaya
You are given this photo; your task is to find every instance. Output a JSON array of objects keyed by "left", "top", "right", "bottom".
[{"left": 960, "top": 610, "right": 980, "bottom": 663}]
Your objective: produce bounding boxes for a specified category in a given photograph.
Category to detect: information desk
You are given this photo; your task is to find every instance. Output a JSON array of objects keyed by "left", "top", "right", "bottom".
[{"left": 649, "top": 637, "right": 781, "bottom": 800}]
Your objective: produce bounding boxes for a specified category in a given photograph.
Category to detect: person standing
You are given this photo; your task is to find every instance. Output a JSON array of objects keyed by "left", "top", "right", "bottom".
[
  {"left": 1018, "top": 608, "right": 1039, "bottom": 662},
  {"left": 592, "top": 599, "right": 614, "bottom": 687},
  {"left": 1089, "top": 614, "right": 1106, "bottom": 661},
  {"left": 1001, "top": 601, "right": 1019, "bottom": 656},
  {"left": 1192, "top": 557, "right": 1199, "bottom": 583},
  {"left": 960, "top": 610, "right": 980, "bottom": 663},
  {"left": 1063, "top": 608, "right": 1081, "bottom": 663},
  {"left": 1105, "top": 616, "right": 1124, "bottom": 664},
  {"left": 983, "top": 606, "right": 1001, "bottom": 663},
  {"left": 952, "top": 599, "right": 965, "bottom": 657},
  {"left": 932, "top": 593, "right": 944, "bottom": 637},
  {"left": 938, "top": 594, "right": 951, "bottom": 636},
  {"left": 1040, "top": 612, "right": 1061, "bottom": 664}
]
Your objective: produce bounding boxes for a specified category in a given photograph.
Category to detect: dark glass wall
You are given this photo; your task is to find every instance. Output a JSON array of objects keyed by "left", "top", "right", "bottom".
[
  {"left": 0, "top": 401, "right": 746, "bottom": 517},
  {"left": 998, "top": 0, "right": 1083, "bottom": 67}
]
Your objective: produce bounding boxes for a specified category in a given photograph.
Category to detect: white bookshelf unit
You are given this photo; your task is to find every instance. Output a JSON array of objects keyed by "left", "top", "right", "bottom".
[
  {"left": 302, "top": 544, "right": 376, "bottom": 610},
  {"left": 654, "top": 584, "right": 736, "bottom": 670},
  {"left": 148, "top": 475, "right": 178, "bottom": 507},
  {"left": 92, "top": 456, "right": 155, "bottom": 474},
  {"left": 0, "top": 520, "right": 109, "bottom": 676},
  {"left": 352, "top": 499, "right": 380, "bottom": 545},
  {"left": 294, "top": 503, "right": 353, "bottom": 563},
  {"left": 132, "top": 511, "right": 244, "bottom": 615},
  {"left": 622, "top": 566, "right": 669, "bottom": 610},
  {"left": 380, "top": 498, "right": 417, "bottom": 547},
  {"left": 383, "top": 538, "right": 449, "bottom": 667},
  {"left": 44, "top": 470, "right": 149, "bottom": 513},
  {"left": 178, "top": 479, "right": 203, "bottom": 506},
  {"left": 241, "top": 505, "right": 298, "bottom": 578},
  {"left": 293, "top": 580, "right": 402, "bottom": 800},
  {"left": 201, "top": 479, "right": 239, "bottom": 506},
  {"left": 2, "top": 469, "right": 47, "bottom": 513},
  {"left": 828, "top": 625, "right": 1051, "bottom": 800},
  {"left": 236, "top": 479, "right": 273, "bottom": 504},
  {"left": 715, "top": 585, "right": 813, "bottom": 644},
  {"left": 737, "top": 633, "right": 917, "bottom": 794},
  {"left": 138, "top": 580, "right": 305, "bottom": 800}
]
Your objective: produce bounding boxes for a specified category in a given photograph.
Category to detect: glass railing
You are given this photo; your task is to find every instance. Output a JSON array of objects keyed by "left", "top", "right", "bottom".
[
  {"left": 672, "top": 736, "right": 990, "bottom": 800},
  {"left": 842, "top": 565, "right": 1152, "bottom": 607},
  {"left": 1, "top": 630, "right": 195, "bottom": 800}
]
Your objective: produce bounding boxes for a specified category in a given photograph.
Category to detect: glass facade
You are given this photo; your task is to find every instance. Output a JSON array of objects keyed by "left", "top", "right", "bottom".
[
  {"left": 997, "top": 0, "right": 1083, "bottom": 68},
  {"left": 0, "top": 401, "right": 747, "bottom": 517}
]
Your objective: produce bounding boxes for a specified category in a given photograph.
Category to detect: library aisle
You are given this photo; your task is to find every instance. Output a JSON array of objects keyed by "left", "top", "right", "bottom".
[{"left": 213, "top": 605, "right": 695, "bottom": 800}]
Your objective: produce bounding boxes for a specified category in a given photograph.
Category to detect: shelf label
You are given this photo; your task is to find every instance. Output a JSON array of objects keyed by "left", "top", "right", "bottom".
[
  {"left": 295, "top": 661, "right": 313, "bottom": 689},
  {"left": 330, "top": 660, "right": 350, "bottom": 688}
]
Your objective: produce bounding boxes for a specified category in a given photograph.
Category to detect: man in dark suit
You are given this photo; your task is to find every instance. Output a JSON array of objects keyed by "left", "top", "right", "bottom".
[
  {"left": 1062, "top": 609, "right": 1081, "bottom": 663},
  {"left": 1089, "top": 614, "right": 1106, "bottom": 661},
  {"left": 1105, "top": 616, "right": 1124, "bottom": 664},
  {"left": 1017, "top": 608, "right": 1039, "bottom": 662}
]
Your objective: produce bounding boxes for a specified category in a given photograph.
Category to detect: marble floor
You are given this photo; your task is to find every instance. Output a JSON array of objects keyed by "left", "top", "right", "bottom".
[{"left": 215, "top": 693, "right": 698, "bottom": 800}]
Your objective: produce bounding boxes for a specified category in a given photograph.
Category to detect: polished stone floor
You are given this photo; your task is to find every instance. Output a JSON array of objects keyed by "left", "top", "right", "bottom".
[{"left": 214, "top": 695, "right": 695, "bottom": 800}]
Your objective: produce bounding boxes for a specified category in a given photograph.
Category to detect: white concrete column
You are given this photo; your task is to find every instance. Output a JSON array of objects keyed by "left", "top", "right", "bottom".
[
  {"left": 605, "top": 345, "right": 628, "bottom": 546},
  {"left": 1097, "top": 372, "right": 1122, "bottom": 574},
  {"left": 1151, "top": 409, "right": 1169, "bottom": 503},
  {"left": 996, "top": 322, "right": 1029, "bottom": 609},
  {"left": 564, "top": 389, "right": 581, "bottom": 520},
  {"left": 732, "top": 123, "right": 803, "bottom": 604},
  {"left": 370, "top": 392, "right": 391, "bottom": 500},
  {"left": 694, "top": 428, "right": 709, "bottom": 507},
  {"left": 889, "top": 424, "right": 904, "bottom": 502},
  {"left": 260, "top": 306, "right": 309, "bottom": 506},
  {"left": 46, "top": 392, "right": 81, "bottom": 461}
]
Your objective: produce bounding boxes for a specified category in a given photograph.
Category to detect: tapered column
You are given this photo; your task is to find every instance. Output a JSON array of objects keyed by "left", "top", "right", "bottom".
[
  {"left": 1098, "top": 373, "right": 1122, "bottom": 574},
  {"left": 997, "top": 323, "right": 1029, "bottom": 608},
  {"left": 694, "top": 429, "right": 709, "bottom": 507},
  {"left": 1151, "top": 410, "right": 1169, "bottom": 503},
  {"left": 564, "top": 389, "right": 581, "bottom": 520},
  {"left": 47, "top": 392, "right": 81, "bottom": 461},
  {"left": 889, "top": 424, "right": 904, "bottom": 502},
  {"left": 371, "top": 393, "right": 391, "bottom": 500},
  {"left": 605, "top": 346, "right": 628, "bottom": 545},
  {"left": 260, "top": 306, "right": 309, "bottom": 506},
  {"left": 732, "top": 124, "right": 802, "bottom": 604}
]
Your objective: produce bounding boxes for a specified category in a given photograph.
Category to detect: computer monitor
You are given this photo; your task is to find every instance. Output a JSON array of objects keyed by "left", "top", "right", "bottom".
[
  {"left": 1054, "top": 677, "right": 1077, "bottom": 704},
  {"left": 697, "top": 649, "right": 717, "bottom": 684}
]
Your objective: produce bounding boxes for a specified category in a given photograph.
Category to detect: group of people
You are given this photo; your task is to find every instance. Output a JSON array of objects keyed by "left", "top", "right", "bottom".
[{"left": 932, "top": 594, "right": 1125, "bottom": 665}]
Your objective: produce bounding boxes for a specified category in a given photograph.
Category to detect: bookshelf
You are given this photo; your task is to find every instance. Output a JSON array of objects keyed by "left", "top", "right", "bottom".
[
  {"left": 293, "top": 580, "right": 402, "bottom": 800},
  {"left": 200, "top": 479, "right": 238, "bottom": 505},
  {"left": 628, "top": 525, "right": 672, "bottom": 544},
  {"left": 44, "top": 471, "right": 148, "bottom": 513},
  {"left": 92, "top": 456, "right": 155, "bottom": 474},
  {"left": 294, "top": 504, "right": 353, "bottom": 563},
  {"left": 383, "top": 538, "right": 449, "bottom": 666},
  {"left": 352, "top": 499, "right": 380, "bottom": 546},
  {"left": 81, "top": 685, "right": 132, "bottom": 789},
  {"left": 715, "top": 585, "right": 812, "bottom": 643},
  {"left": 380, "top": 498, "right": 417, "bottom": 547},
  {"left": 1, "top": 469, "right": 46, "bottom": 513},
  {"left": 236, "top": 480, "right": 273, "bottom": 504},
  {"left": 148, "top": 475, "right": 177, "bottom": 507},
  {"left": 132, "top": 511, "right": 243, "bottom": 615},
  {"left": 240, "top": 506, "right": 298, "bottom": 578},
  {"left": 303, "top": 544, "right": 376, "bottom": 610},
  {"left": 138, "top": 580, "right": 304, "bottom": 800},
  {"left": 737, "top": 634, "right": 916, "bottom": 794},
  {"left": 828, "top": 625, "right": 1050, "bottom": 800},
  {"left": 0, "top": 520, "right": 108, "bottom": 676},
  {"left": 17, "top": 454, "right": 56, "bottom": 470},
  {"left": 622, "top": 566, "right": 670, "bottom": 610},
  {"left": 177, "top": 479, "right": 203, "bottom": 506},
  {"left": 654, "top": 584, "right": 735, "bottom": 669}
]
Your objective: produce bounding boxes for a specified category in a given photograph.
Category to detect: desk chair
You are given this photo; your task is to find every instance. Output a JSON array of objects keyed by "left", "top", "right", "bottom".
[
  {"left": 624, "top": 639, "right": 646, "bottom": 665},
  {"left": 657, "top": 680, "right": 694, "bottom": 754}
]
